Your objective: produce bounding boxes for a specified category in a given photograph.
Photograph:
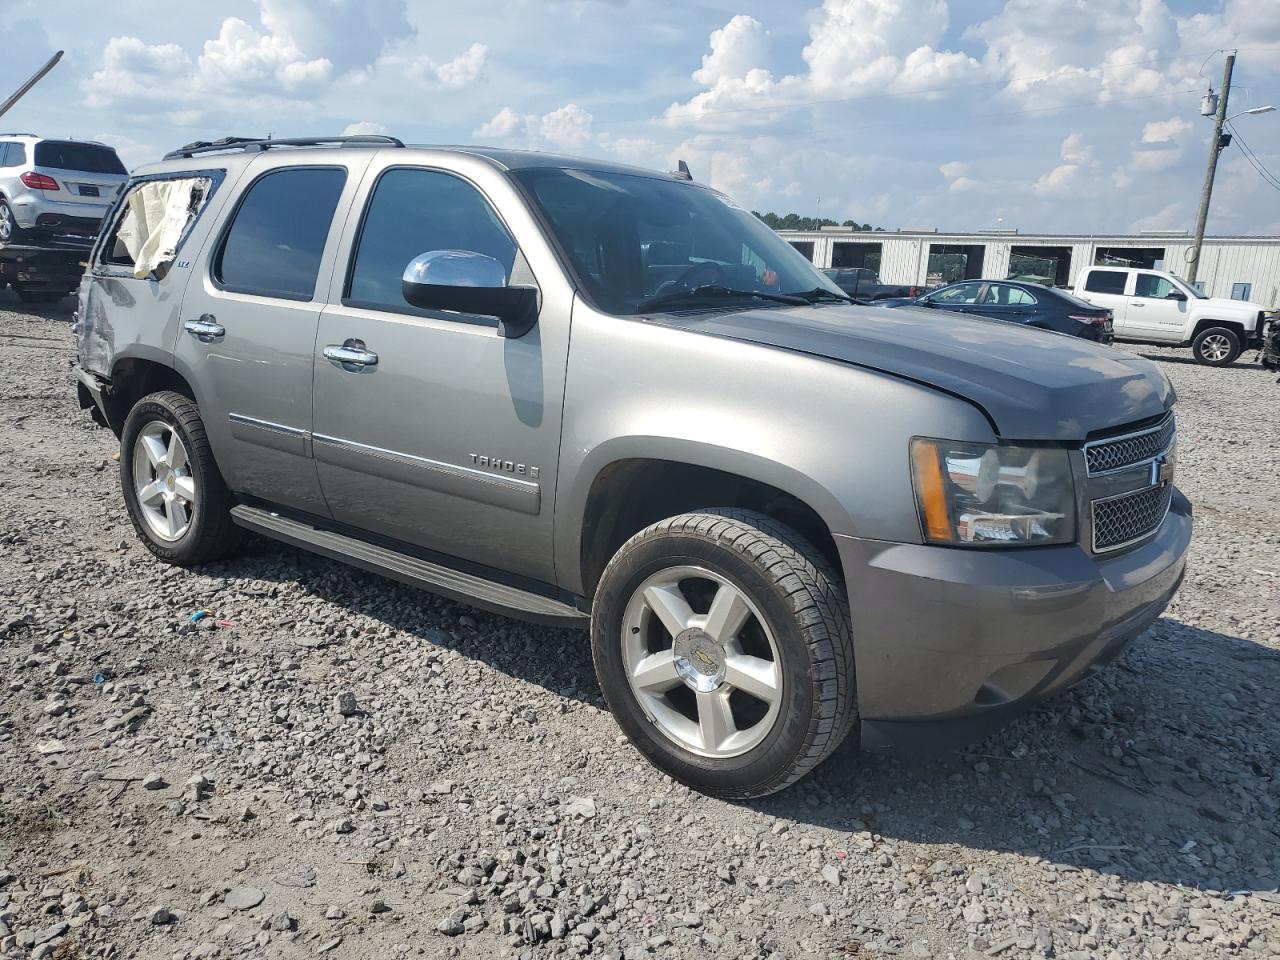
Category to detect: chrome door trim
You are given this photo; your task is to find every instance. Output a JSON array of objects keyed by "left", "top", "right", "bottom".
[
  {"left": 312, "top": 433, "right": 541, "bottom": 515},
  {"left": 228, "top": 412, "right": 310, "bottom": 457}
]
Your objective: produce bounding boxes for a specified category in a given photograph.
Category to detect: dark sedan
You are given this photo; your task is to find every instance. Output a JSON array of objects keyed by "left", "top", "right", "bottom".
[{"left": 875, "top": 279, "right": 1114, "bottom": 342}]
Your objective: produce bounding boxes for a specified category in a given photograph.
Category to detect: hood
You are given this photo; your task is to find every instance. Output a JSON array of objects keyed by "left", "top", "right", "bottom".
[
  {"left": 1200, "top": 296, "right": 1262, "bottom": 317},
  {"left": 648, "top": 303, "right": 1173, "bottom": 441}
]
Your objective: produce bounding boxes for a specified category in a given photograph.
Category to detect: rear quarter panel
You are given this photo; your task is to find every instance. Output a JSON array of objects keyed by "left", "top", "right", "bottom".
[{"left": 76, "top": 161, "right": 249, "bottom": 380}]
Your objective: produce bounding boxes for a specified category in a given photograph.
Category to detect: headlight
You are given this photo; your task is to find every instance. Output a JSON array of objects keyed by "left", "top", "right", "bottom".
[{"left": 910, "top": 438, "right": 1076, "bottom": 546}]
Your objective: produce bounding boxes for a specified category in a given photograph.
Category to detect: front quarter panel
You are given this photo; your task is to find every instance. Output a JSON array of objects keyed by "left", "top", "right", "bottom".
[{"left": 554, "top": 302, "right": 997, "bottom": 594}]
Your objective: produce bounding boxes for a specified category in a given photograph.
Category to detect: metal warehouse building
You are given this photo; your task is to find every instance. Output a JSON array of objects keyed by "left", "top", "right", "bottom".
[{"left": 777, "top": 228, "right": 1280, "bottom": 304}]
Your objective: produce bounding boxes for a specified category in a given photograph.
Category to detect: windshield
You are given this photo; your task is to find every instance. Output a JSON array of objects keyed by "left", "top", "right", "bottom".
[
  {"left": 511, "top": 167, "right": 843, "bottom": 315},
  {"left": 1168, "top": 274, "right": 1205, "bottom": 299}
]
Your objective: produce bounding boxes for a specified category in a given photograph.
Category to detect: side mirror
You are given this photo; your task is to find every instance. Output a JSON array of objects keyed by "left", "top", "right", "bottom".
[
  {"left": 401, "top": 250, "right": 538, "bottom": 338},
  {"left": 1166, "top": 290, "right": 1187, "bottom": 302}
]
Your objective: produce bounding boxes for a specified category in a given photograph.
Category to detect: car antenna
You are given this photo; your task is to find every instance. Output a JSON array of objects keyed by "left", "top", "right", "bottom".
[{"left": 672, "top": 160, "right": 693, "bottom": 181}]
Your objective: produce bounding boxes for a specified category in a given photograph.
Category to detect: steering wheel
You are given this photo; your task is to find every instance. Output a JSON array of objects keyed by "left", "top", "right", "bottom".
[{"left": 651, "top": 261, "right": 727, "bottom": 299}]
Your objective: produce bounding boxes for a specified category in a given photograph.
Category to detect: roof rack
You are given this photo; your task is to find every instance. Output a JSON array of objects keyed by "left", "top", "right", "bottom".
[
  {"left": 163, "top": 134, "right": 404, "bottom": 160},
  {"left": 0, "top": 132, "right": 35, "bottom": 138}
]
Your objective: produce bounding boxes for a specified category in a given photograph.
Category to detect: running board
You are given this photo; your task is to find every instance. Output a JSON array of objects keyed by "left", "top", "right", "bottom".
[{"left": 230, "top": 505, "right": 589, "bottom": 629}]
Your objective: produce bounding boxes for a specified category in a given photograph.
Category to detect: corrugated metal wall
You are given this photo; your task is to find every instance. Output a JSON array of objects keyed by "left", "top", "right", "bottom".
[{"left": 791, "top": 231, "right": 1280, "bottom": 303}]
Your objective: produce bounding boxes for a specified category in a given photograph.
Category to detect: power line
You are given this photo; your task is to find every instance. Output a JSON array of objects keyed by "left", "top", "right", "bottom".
[{"left": 1226, "top": 120, "right": 1280, "bottom": 192}]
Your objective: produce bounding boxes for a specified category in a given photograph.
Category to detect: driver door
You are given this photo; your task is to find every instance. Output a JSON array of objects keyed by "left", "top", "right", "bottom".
[
  {"left": 1128, "top": 272, "right": 1188, "bottom": 341},
  {"left": 921, "top": 281, "right": 985, "bottom": 314},
  {"left": 310, "top": 160, "right": 569, "bottom": 583}
]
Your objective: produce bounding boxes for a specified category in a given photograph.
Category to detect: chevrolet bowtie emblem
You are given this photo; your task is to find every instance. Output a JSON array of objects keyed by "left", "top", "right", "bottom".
[{"left": 1150, "top": 453, "right": 1172, "bottom": 486}]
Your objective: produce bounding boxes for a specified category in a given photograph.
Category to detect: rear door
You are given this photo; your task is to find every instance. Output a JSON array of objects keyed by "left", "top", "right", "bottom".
[
  {"left": 975, "top": 282, "right": 1038, "bottom": 325},
  {"left": 173, "top": 154, "right": 373, "bottom": 516},
  {"left": 1079, "top": 269, "right": 1131, "bottom": 331},
  {"left": 1128, "top": 272, "right": 1188, "bottom": 341}
]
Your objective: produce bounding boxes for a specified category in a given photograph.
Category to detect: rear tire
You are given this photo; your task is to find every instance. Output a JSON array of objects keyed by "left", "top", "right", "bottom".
[
  {"left": 591, "top": 509, "right": 856, "bottom": 799},
  {"left": 1192, "top": 326, "right": 1241, "bottom": 366},
  {"left": 120, "top": 390, "right": 243, "bottom": 566},
  {"left": 0, "top": 198, "right": 23, "bottom": 245}
]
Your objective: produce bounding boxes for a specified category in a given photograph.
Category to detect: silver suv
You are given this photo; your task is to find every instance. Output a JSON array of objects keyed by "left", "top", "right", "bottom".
[
  {"left": 73, "top": 136, "right": 1190, "bottom": 798},
  {"left": 0, "top": 134, "right": 127, "bottom": 245}
]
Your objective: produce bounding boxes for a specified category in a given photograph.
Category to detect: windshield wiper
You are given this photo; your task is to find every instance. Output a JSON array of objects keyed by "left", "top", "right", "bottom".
[
  {"left": 637, "top": 285, "right": 808, "bottom": 313},
  {"left": 787, "top": 287, "right": 856, "bottom": 304}
]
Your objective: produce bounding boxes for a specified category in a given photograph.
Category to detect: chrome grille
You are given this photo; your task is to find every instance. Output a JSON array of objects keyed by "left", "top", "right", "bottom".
[
  {"left": 1085, "top": 414, "right": 1175, "bottom": 475},
  {"left": 1092, "top": 483, "right": 1173, "bottom": 552}
]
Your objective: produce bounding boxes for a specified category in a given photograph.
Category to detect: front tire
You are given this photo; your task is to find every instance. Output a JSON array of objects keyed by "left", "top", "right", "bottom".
[
  {"left": 1192, "top": 326, "right": 1241, "bottom": 366},
  {"left": 591, "top": 509, "right": 856, "bottom": 799},
  {"left": 120, "top": 390, "right": 242, "bottom": 565}
]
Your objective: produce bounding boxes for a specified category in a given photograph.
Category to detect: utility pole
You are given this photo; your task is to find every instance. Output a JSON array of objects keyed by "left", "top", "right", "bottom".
[
  {"left": 1188, "top": 51, "right": 1234, "bottom": 285},
  {"left": 0, "top": 50, "right": 64, "bottom": 122}
]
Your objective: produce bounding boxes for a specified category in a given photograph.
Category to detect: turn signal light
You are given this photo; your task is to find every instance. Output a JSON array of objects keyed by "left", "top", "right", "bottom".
[{"left": 20, "top": 171, "right": 59, "bottom": 190}]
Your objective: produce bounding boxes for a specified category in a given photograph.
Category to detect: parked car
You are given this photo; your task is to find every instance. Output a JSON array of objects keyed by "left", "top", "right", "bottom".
[
  {"left": 73, "top": 136, "right": 1190, "bottom": 798},
  {"left": 1073, "top": 265, "right": 1267, "bottom": 366},
  {"left": 822, "top": 266, "right": 928, "bottom": 302},
  {"left": 875, "top": 278, "right": 1114, "bottom": 342},
  {"left": 0, "top": 135, "right": 127, "bottom": 246}
]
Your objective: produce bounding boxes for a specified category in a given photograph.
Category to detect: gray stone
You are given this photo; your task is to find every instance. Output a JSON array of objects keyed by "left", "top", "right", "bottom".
[{"left": 224, "top": 887, "right": 265, "bottom": 911}]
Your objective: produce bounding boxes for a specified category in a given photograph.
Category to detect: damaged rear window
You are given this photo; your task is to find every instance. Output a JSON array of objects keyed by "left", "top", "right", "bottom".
[{"left": 105, "top": 177, "right": 216, "bottom": 279}]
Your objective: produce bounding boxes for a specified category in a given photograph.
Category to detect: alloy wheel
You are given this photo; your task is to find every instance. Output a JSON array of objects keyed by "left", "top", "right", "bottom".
[
  {"left": 131, "top": 421, "right": 196, "bottom": 542},
  {"left": 1200, "top": 334, "right": 1232, "bottom": 362},
  {"left": 621, "top": 565, "right": 782, "bottom": 758},
  {"left": 0, "top": 204, "right": 12, "bottom": 242}
]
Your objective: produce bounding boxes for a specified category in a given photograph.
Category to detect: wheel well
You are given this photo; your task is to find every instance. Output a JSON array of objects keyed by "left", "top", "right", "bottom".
[
  {"left": 579, "top": 459, "right": 842, "bottom": 597},
  {"left": 101, "top": 359, "right": 195, "bottom": 435},
  {"left": 1191, "top": 318, "right": 1244, "bottom": 341}
]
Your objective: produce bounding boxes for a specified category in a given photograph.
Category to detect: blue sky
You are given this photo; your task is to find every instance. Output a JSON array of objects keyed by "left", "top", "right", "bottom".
[{"left": 3, "top": 0, "right": 1278, "bottom": 233}]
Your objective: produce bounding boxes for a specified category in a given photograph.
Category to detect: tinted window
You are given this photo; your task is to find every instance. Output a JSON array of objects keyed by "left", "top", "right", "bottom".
[
  {"left": 1084, "top": 270, "right": 1127, "bottom": 294},
  {"left": 347, "top": 168, "right": 517, "bottom": 312},
  {"left": 1134, "top": 273, "right": 1175, "bottom": 298},
  {"left": 929, "top": 282, "right": 982, "bottom": 305},
  {"left": 514, "top": 168, "right": 841, "bottom": 315},
  {"left": 982, "top": 283, "right": 1036, "bottom": 306},
  {"left": 216, "top": 167, "right": 346, "bottom": 300},
  {"left": 0, "top": 143, "right": 11, "bottom": 167},
  {"left": 34, "top": 141, "right": 126, "bottom": 175}
]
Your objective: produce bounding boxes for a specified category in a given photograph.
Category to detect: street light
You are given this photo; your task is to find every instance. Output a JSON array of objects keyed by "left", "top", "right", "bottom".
[{"left": 1229, "top": 105, "right": 1276, "bottom": 120}]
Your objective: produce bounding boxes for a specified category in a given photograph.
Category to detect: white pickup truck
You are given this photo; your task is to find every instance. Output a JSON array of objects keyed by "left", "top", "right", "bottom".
[{"left": 1074, "top": 265, "right": 1267, "bottom": 366}]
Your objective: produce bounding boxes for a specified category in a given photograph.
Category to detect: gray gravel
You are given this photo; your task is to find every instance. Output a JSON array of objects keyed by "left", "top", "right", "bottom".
[{"left": 1, "top": 293, "right": 1278, "bottom": 960}]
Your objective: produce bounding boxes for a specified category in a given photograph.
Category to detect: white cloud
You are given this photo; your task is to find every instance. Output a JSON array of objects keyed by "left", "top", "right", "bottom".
[
  {"left": 665, "top": 1, "right": 983, "bottom": 128},
  {"left": 258, "top": 0, "right": 411, "bottom": 73},
  {"left": 1142, "top": 116, "right": 1192, "bottom": 144},
  {"left": 197, "top": 17, "right": 333, "bottom": 95},
  {"left": 1060, "top": 132, "right": 1092, "bottom": 165},
  {"left": 475, "top": 107, "right": 523, "bottom": 141},
  {"left": 405, "top": 42, "right": 489, "bottom": 89},
  {"left": 1034, "top": 133, "right": 1094, "bottom": 196},
  {"left": 342, "top": 121, "right": 390, "bottom": 136},
  {"left": 473, "top": 103, "right": 595, "bottom": 151},
  {"left": 86, "top": 37, "right": 191, "bottom": 106},
  {"left": 1129, "top": 201, "right": 1186, "bottom": 232},
  {"left": 692, "top": 15, "right": 770, "bottom": 85},
  {"left": 939, "top": 161, "right": 968, "bottom": 179}
]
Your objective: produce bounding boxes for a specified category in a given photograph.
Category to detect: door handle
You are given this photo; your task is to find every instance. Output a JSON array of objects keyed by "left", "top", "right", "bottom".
[
  {"left": 323, "top": 339, "right": 379, "bottom": 369},
  {"left": 183, "top": 315, "right": 225, "bottom": 342},
  {"left": 1130, "top": 301, "right": 1145, "bottom": 307}
]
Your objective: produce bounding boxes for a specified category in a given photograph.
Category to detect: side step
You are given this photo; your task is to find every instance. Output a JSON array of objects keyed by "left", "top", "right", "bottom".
[{"left": 230, "top": 505, "right": 589, "bottom": 629}]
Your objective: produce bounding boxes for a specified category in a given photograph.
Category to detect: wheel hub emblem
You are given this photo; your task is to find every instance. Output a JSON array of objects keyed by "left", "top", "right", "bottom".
[{"left": 672, "top": 629, "right": 726, "bottom": 693}]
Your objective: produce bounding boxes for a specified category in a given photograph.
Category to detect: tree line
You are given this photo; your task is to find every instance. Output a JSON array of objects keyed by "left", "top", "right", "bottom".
[{"left": 752, "top": 212, "right": 885, "bottom": 232}]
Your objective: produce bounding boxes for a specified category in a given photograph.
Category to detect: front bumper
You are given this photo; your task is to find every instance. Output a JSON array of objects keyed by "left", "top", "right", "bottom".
[{"left": 837, "top": 487, "right": 1191, "bottom": 752}]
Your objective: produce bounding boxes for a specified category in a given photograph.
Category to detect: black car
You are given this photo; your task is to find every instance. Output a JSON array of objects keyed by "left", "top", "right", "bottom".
[
  {"left": 822, "top": 267, "right": 929, "bottom": 302},
  {"left": 875, "top": 278, "right": 1114, "bottom": 342}
]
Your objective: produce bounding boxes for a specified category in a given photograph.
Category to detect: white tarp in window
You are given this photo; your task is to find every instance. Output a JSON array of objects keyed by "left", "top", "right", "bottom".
[{"left": 113, "top": 178, "right": 211, "bottom": 279}]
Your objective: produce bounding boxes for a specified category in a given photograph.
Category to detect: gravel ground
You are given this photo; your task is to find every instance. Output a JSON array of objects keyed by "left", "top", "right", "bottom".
[{"left": 1, "top": 293, "right": 1278, "bottom": 960}]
